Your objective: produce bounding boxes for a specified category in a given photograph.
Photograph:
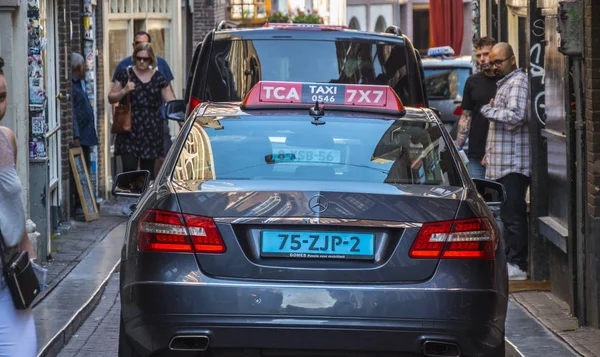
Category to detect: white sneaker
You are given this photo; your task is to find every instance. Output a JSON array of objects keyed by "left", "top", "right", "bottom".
[{"left": 508, "top": 263, "right": 527, "bottom": 281}]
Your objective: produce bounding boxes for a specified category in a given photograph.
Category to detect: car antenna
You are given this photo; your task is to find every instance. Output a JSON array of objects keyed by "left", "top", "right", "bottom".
[{"left": 309, "top": 101, "right": 326, "bottom": 126}]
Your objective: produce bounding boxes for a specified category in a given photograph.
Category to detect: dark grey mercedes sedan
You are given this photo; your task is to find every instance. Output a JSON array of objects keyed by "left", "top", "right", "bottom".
[{"left": 114, "top": 81, "right": 508, "bottom": 357}]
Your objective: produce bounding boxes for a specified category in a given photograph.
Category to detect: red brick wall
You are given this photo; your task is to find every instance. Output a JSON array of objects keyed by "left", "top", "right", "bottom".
[
  {"left": 57, "top": 0, "right": 74, "bottom": 219},
  {"left": 96, "top": 2, "right": 106, "bottom": 197},
  {"left": 192, "top": 0, "right": 227, "bottom": 47},
  {"left": 584, "top": 0, "right": 600, "bottom": 328},
  {"left": 70, "top": 0, "right": 82, "bottom": 55},
  {"left": 586, "top": 0, "right": 600, "bottom": 218}
]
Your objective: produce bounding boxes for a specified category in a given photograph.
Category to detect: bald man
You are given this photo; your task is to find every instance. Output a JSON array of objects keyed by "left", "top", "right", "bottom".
[{"left": 481, "top": 42, "right": 529, "bottom": 281}]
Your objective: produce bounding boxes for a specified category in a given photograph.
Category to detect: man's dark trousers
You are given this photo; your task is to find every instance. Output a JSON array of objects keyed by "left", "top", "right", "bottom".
[{"left": 497, "top": 173, "right": 529, "bottom": 270}]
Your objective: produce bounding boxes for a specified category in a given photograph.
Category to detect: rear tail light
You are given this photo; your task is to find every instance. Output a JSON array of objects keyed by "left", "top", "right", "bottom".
[
  {"left": 186, "top": 96, "right": 202, "bottom": 116},
  {"left": 138, "top": 210, "right": 226, "bottom": 253},
  {"left": 409, "top": 218, "right": 496, "bottom": 259},
  {"left": 453, "top": 105, "right": 463, "bottom": 116}
]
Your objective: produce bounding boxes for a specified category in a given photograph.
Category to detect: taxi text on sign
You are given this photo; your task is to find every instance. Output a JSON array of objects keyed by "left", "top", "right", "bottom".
[{"left": 258, "top": 82, "right": 388, "bottom": 107}]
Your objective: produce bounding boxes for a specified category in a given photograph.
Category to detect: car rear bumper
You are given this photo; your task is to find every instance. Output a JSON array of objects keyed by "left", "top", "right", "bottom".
[
  {"left": 124, "top": 314, "right": 504, "bottom": 357},
  {"left": 121, "top": 281, "right": 506, "bottom": 356}
]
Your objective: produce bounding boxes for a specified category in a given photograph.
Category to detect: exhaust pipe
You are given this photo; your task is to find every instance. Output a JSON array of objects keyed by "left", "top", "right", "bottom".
[
  {"left": 169, "top": 335, "right": 210, "bottom": 351},
  {"left": 422, "top": 340, "right": 460, "bottom": 357}
]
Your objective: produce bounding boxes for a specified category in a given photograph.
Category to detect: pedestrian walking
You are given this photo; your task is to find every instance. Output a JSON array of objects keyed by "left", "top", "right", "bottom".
[
  {"left": 111, "top": 31, "right": 175, "bottom": 176},
  {"left": 108, "top": 42, "right": 176, "bottom": 179},
  {"left": 480, "top": 42, "right": 530, "bottom": 281},
  {"left": 0, "top": 56, "right": 38, "bottom": 356},
  {"left": 455, "top": 36, "right": 500, "bottom": 179}
]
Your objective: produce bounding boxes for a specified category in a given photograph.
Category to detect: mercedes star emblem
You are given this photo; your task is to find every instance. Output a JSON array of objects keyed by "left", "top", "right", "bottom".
[{"left": 309, "top": 195, "right": 328, "bottom": 213}]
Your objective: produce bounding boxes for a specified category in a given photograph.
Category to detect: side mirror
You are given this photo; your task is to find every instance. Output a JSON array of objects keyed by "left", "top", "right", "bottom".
[
  {"left": 472, "top": 178, "right": 506, "bottom": 206},
  {"left": 112, "top": 170, "right": 151, "bottom": 198},
  {"left": 166, "top": 99, "right": 187, "bottom": 122}
]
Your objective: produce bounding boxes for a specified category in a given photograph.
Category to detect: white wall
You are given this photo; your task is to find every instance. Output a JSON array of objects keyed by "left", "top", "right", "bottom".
[
  {"left": 368, "top": 4, "right": 392, "bottom": 32},
  {"left": 328, "top": 0, "right": 346, "bottom": 25},
  {"left": 461, "top": 1, "right": 473, "bottom": 55},
  {"left": 400, "top": 2, "right": 413, "bottom": 40},
  {"left": 347, "top": 5, "right": 366, "bottom": 30},
  {"left": 0, "top": 5, "right": 29, "bottom": 213}
]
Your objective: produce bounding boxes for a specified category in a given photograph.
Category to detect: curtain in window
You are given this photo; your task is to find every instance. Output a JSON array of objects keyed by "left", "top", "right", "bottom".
[{"left": 429, "top": 0, "right": 464, "bottom": 55}]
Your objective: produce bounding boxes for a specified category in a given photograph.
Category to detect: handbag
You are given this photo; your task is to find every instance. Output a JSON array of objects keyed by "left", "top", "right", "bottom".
[
  {"left": 111, "top": 68, "right": 132, "bottom": 134},
  {"left": 0, "top": 230, "right": 40, "bottom": 310}
]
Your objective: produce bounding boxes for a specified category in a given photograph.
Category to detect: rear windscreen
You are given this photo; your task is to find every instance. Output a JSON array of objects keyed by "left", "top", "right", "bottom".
[
  {"left": 424, "top": 67, "right": 471, "bottom": 100},
  {"left": 173, "top": 114, "right": 461, "bottom": 186},
  {"left": 198, "top": 39, "right": 424, "bottom": 106}
]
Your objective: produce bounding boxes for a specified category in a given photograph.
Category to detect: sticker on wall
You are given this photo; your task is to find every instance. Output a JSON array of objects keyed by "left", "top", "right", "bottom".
[
  {"left": 84, "top": 29, "right": 94, "bottom": 40},
  {"left": 83, "top": 16, "right": 92, "bottom": 29},
  {"left": 31, "top": 113, "right": 46, "bottom": 135},
  {"left": 27, "top": 0, "right": 40, "bottom": 19},
  {"left": 28, "top": 54, "right": 43, "bottom": 78},
  {"left": 27, "top": 24, "right": 42, "bottom": 55},
  {"left": 29, "top": 77, "right": 45, "bottom": 105},
  {"left": 29, "top": 141, "right": 37, "bottom": 159},
  {"left": 34, "top": 138, "right": 46, "bottom": 158}
]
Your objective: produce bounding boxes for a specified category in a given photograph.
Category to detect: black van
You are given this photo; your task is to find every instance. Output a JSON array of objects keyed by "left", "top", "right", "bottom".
[{"left": 184, "top": 23, "right": 429, "bottom": 115}]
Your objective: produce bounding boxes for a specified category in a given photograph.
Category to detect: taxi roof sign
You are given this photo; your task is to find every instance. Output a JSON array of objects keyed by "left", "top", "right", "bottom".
[
  {"left": 241, "top": 81, "right": 405, "bottom": 115},
  {"left": 427, "top": 46, "right": 455, "bottom": 57}
]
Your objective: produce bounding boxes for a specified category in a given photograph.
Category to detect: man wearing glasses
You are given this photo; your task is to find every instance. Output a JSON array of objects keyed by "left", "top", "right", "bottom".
[
  {"left": 455, "top": 36, "right": 500, "bottom": 179},
  {"left": 111, "top": 30, "right": 175, "bottom": 174},
  {"left": 481, "top": 42, "right": 530, "bottom": 281}
]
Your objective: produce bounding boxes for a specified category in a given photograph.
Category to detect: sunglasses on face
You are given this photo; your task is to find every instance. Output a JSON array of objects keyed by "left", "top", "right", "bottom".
[
  {"left": 491, "top": 56, "right": 513, "bottom": 67},
  {"left": 136, "top": 56, "right": 151, "bottom": 62}
]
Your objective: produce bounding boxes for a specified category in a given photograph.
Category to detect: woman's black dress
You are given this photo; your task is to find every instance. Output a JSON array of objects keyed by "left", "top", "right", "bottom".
[{"left": 114, "top": 67, "right": 168, "bottom": 159}]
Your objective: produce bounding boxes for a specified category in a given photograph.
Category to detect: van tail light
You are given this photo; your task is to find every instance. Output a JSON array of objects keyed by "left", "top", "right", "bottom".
[
  {"left": 409, "top": 218, "right": 496, "bottom": 259},
  {"left": 138, "top": 210, "right": 226, "bottom": 253},
  {"left": 453, "top": 106, "right": 463, "bottom": 116},
  {"left": 186, "top": 96, "right": 202, "bottom": 116}
]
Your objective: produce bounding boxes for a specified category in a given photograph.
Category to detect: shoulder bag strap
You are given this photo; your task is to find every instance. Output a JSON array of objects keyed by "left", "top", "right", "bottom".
[
  {"left": 0, "top": 229, "right": 8, "bottom": 269},
  {"left": 124, "top": 68, "right": 132, "bottom": 106}
]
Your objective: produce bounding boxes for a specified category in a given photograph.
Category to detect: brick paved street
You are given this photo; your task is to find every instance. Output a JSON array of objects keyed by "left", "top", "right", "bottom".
[
  {"left": 56, "top": 273, "right": 121, "bottom": 357},
  {"left": 33, "top": 201, "right": 127, "bottom": 307},
  {"left": 512, "top": 291, "right": 600, "bottom": 357}
]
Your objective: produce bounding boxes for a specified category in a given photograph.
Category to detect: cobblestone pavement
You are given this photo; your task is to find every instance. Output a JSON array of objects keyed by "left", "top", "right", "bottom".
[
  {"left": 512, "top": 291, "right": 600, "bottom": 356},
  {"left": 56, "top": 273, "right": 121, "bottom": 357}
]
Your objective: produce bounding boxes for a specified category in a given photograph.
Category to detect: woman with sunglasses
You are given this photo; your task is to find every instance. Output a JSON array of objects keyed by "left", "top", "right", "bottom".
[{"left": 108, "top": 42, "right": 175, "bottom": 177}]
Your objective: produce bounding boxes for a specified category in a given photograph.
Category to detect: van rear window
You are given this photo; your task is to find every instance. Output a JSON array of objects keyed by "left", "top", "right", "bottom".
[{"left": 199, "top": 39, "right": 423, "bottom": 106}]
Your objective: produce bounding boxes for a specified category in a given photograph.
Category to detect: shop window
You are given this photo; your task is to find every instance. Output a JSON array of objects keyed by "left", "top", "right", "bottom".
[
  {"left": 413, "top": 8, "right": 430, "bottom": 54},
  {"left": 109, "top": 27, "right": 129, "bottom": 78},
  {"left": 230, "top": 0, "right": 270, "bottom": 24},
  {"left": 148, "top": 20, "right": 171, "bottom": 66}
]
